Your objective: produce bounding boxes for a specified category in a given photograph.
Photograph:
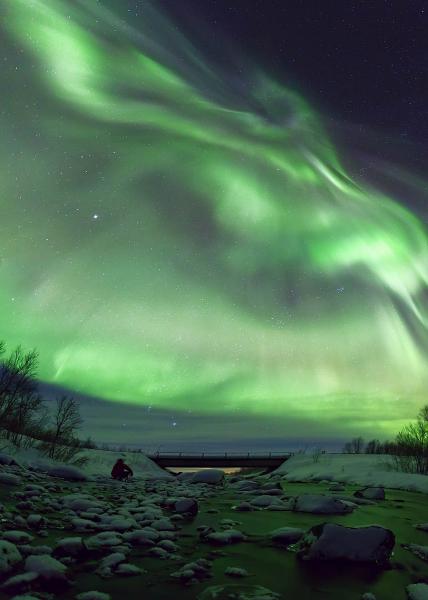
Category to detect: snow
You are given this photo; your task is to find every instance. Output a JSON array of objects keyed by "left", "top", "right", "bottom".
[
  {"left": 0, "top": 443, "right": 172, "bottom": 481},
  {"left": 274, "top": 454, "right": 428, "bottom": 493}
]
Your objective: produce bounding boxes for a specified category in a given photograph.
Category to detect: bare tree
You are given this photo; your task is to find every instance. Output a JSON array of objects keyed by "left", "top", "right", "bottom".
[
  {"left": 45, "top": 396, "right": 83, "bottom": 460},
  {"left": 394, "top": 414, "right": 428, "bottom": 474},
  {"left": 0, "top": 345, "right": 38, "bottom": 429}
]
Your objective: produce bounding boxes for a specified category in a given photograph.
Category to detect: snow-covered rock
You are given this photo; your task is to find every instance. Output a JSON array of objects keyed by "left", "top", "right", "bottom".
[
  {"left": 296, "top": 523, "right": 394, "bottom": 564},
  {"left": 274, "top": 453, "right": 428, "bottom": 494},
  {"left": 407, "top": 583, "right": 428, "bottom": 600},
  {"left": 85, "top": 531, "right": 124, "bottom": 550},
  {"left": 123, "top": 528, "right": 159, "bottom": 546},
  {"left": 115, "top": 563, "right": 142, "bottom": 576},
  {"left": 53, "top": 537, "right": 86, "bottom": 558},
  {"left": 26, "top": 514, "right": 46, "bottom": 530},
  {"left": 204, "top": 529, "right": 246, "bottom": 545},
  {"left": 24, "top": 554, "right": 69, "bottom": 588},
  {"left": 403, "top": 544, "right": 428, "bottom": 562},
  {"left": 0, "top": 572, "right": 39, "bottom": 595},
  {"left": 0, "top": 541, "right": 22, "bottom": 574},
  {"left": 2, "top": 531, "right": 34, "bottom": 544}
]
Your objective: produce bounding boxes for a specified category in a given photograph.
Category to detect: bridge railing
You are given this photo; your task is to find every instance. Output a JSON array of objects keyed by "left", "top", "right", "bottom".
[{"left": 148, "top": 451, "right": 293, "bottom": 458}]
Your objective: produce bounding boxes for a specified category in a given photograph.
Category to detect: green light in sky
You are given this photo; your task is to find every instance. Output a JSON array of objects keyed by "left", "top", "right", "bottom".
[{"left": 1, "top": 0, "right": 427, "bottom": 439}]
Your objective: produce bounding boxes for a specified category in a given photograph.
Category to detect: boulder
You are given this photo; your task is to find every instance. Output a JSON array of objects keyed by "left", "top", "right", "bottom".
[
  {"left": 0, "top": 571, "right": 39, "bottom": 595},
  {"left": 24, "top": 554, "right": 69, "bottom": 589},
  {"left": 296, "top": 523, "right": 394, "bottom": 565},
  {"left": 204, "top": 529, "right": 246, "bottom": 545},
  {"left": 354, "top": 487, "right": 385, "bottom": 501},
  {"left": 191, "top": 469, "right": 225, "bottom": 485},
  {"left": 270, "top": 527, "right": 304, "bottom": 546},
  {"left": 173, "top": 498, "right": 198, "bottom": 516},
  {"left": 2, "top": 531, "right": 34, "bottom": 544},
  {"left": 294, "top": 495, "right": 353, "bottom": 514},
  {"left": 407, "top": 583, "right": 428, "bottom": 600},
  {"left": 0, "top": 473, "right": 21, "bottom": 486},
  {"left": 0, "top": 541, "right": 22, "bottom": 575}
]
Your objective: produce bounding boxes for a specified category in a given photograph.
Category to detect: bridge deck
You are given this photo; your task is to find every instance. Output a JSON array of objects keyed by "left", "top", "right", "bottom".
[{"left": 147, "top": 452, "right": 292, "bottom": 469}]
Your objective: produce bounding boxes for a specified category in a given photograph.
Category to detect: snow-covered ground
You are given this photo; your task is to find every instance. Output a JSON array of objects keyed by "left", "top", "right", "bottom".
[
  {"left": 0, "top": 442, "right": 172, "bottom": 480},
  {"left": 274, "top": 453, "right": 428, "bottom": 493}
]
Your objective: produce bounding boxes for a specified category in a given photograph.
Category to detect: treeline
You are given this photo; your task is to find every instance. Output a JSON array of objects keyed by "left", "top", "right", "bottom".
[
  {"left": 0, "top": 341, "right": 95, "bottom": 464},
  {"left": 343, "top": 405, "right": 428, "bottom": 475}
]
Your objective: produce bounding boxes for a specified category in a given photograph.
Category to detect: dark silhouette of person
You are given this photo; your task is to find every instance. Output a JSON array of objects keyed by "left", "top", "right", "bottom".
[{"left": 111, "top": 458, "right": 133, "bottom": 481}]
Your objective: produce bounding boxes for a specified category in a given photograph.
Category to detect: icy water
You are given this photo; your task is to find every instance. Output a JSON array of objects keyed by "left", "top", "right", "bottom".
[{"left": 1, "top": 479, "right": 427, "bottom": 600}]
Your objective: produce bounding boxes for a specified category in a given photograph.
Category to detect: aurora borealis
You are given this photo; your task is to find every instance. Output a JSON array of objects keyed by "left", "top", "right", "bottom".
[{"left": 1, "top": 0, "right": 427, "bottom": 445}]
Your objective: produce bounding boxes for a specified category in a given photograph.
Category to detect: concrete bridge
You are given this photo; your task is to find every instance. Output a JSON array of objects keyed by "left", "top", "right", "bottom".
[{"left": 147, "top": 451, "right": 293, "bottom": 470}]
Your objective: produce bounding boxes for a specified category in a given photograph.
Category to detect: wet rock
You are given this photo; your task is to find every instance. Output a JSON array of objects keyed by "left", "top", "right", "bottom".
[
  {"left": 76, "top": 592, "right": 111, "bottom": 600},
  {"left": 403, "top": 544, "right": 428, "bottom": 562},
  {"left": 191, "top": 470, "right": 225, "bottom": 485},
  {"left": 24, "top": 554, "right": 69, "bottom": 590},
  {"left": 115, "top": 563, "right": 143, "bottom": 576},
  {"left": 354, "top": 487, "right": 385, "bottom": 501},
  {"left": 225, "top": 567, "right": 249, "bottom": 577},
  {"left": 329, "top": 483, "right": 345, "bottom": 492},
  {"left": 270, "top": 527, "right": 304, "bottom": 546},
  {"left": 294, "top": 495, "right": 353, "bottom": 514},
  {"left": 296, "top": 523, "right": 395, "bottom": 565},
  {"left": 198, "top": 584, "right": 281, "bottom": 599},
  {"left": 204, "top": 529, "right": 246, "bottom": 546},
  {"left": 249, "top": 495, "right": 286, "bottom": 508},
  {"left": 173, "top": 498, "right": 198, "bottom": 516}
]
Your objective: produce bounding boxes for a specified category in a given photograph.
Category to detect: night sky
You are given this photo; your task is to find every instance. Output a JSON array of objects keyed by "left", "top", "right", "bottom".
[{"left": 1, "top": 1, "right": 427, "bottom": 450}]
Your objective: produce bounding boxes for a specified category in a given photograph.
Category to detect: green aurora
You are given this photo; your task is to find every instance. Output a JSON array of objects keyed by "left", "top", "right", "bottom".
[{"left": 1, "top": 0, "right": 428, "bottom": 441}]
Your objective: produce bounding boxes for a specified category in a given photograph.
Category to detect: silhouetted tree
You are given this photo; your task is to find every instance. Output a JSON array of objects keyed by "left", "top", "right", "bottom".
[
  {"left": 365, "top": 439, "right": 382, "bottom": 454},
  {"left": 44, "top": 396, "right": 83, "bottom": 460},
  {"left": 394, "top": 408, "right": 428, "bottom": 474},
  {"left": 0, "top": 343, "right": 42, "bottom": 444}
]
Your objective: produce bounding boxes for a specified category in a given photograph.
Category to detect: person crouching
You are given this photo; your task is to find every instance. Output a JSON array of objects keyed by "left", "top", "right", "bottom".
[{"left": 111, "top": 458, "right": 133, "bottom": 481}]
